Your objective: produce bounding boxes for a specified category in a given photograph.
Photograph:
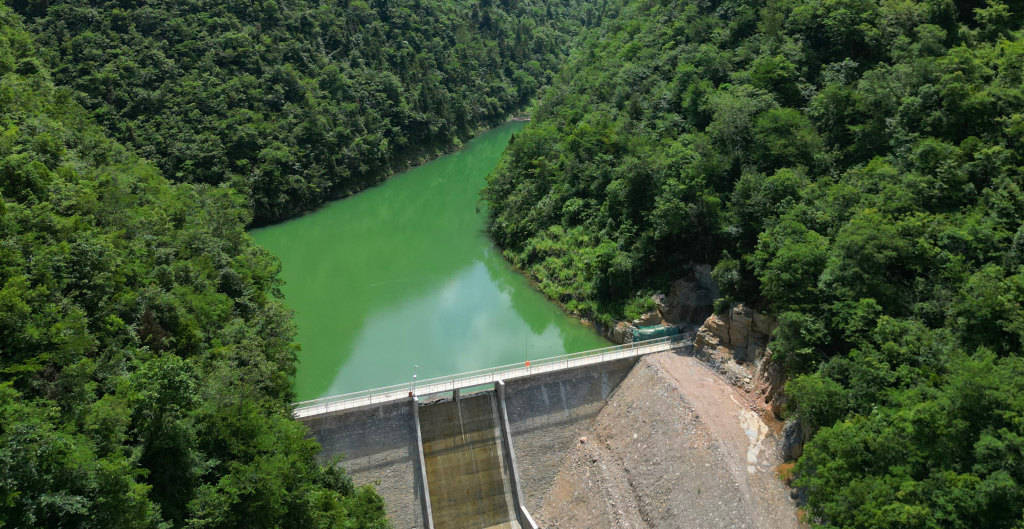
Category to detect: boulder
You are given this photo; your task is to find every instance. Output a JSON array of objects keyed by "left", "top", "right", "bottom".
[
  {"left": 611, "top": 321, "right": 636, "bottom": 344},
  {"left": 704, "top": 313, "right": 729, "bottom": 341},
  {"left": 633, "top": 310, "right": 662, "bottom": 327},
  {"left": 781, "top": 419, "right": 805, "bottom": 461},
  {"left": 693, "top": 330, "right": 717, "bottom": 351},
  {"left": 693, "top": 313, "right": 725, "bottom": 353}
]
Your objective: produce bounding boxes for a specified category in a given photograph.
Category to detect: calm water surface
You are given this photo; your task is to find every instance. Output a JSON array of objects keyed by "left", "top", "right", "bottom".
[{"left": 252, "top": 123, "right": 608, "bottom": 401}]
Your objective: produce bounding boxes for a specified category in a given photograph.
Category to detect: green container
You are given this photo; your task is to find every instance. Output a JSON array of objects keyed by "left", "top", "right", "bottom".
[{"left": 633, "top": 324, "right": 680, "bottom": 341}]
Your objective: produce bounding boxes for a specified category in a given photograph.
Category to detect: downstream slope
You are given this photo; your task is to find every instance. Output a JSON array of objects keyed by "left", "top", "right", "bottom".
[
  {"left": 13, "top": 0, "right": 608, "bottom": 224},
  {"left": 0, "top": 8, "right": 386, "bottom": 528},
  {"left": 536, "top": 354, "right": 798, "bottom": 529},
  {"left": 484, "top": 0, "right": 1024, "bottom": 525}
]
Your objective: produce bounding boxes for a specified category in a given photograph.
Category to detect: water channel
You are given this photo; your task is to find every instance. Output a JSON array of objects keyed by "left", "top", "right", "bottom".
[{"left": 252, "top": 122, "right": 609, "bottom": 402}]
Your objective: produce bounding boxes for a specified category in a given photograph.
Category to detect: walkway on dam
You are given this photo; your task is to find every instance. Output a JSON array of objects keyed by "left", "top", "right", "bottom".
[{"left": 294, "top": 335, "right": 683, "bottom": 419}]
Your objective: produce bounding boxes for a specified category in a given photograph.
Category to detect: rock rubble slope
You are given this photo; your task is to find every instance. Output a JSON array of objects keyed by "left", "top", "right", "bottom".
[{"left": 535, "top": 353, "right": 799, "bottom": 529}]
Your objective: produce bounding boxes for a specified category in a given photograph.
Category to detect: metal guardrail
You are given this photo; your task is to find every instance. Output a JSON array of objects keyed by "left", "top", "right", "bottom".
[{"left": 293, "top": 335, "right": 685, "bottom": 419}]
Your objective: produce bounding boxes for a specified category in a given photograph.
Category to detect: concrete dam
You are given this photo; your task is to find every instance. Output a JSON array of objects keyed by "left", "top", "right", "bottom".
[{"left": 298, "top": 337, "right": 685, "bottom": 529}]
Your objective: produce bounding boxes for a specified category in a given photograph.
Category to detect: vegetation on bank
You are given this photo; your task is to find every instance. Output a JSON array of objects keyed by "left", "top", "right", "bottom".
[
  {"left": 0, "top": 8, "right": 388, "bottom": 528},
  {"left": 3, "top": 0, "right": 1022, "bottom": 523},
  {"left": 483, "top": 0, "right": 1024, "bottom": 525},
  {"left": 11, "top": 0, "right": 607, "bottom": 224}
]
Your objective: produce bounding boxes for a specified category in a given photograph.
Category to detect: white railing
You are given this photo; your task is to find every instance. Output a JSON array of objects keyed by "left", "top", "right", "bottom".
[{"left": 293, "top": 334, "right": 686, "bottom": 419}]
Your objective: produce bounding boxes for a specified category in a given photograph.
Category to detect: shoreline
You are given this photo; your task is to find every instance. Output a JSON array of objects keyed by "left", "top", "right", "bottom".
[
  {"left": 254, "top": 118, "right": 616, "bottom": 402},
  {"left": 248, "top": 115, "right": 531, "bottom": 230}
]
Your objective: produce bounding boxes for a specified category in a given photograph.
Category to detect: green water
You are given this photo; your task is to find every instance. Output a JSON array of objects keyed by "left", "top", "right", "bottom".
[{"left": 252, "top": 123, "right": 608, "bottom": 401}]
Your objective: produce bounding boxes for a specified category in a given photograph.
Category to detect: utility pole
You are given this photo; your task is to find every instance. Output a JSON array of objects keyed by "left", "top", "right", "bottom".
[{"left": 410, "top": 364, "right": 420, "bottom": 397}]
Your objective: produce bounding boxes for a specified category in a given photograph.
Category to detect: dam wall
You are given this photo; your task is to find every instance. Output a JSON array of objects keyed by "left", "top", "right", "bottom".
[
  {"left": 303, "top": 400, "right": 426, "bottom": 529},
  {"left": 302, "top": 357, "right": 640, "bottom": 527},
  {"left": 503, "top": 358, "right": 636, "bottom": 511}
]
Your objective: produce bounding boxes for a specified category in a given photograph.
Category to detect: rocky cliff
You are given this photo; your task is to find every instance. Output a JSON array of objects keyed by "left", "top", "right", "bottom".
[
  {"left": 692, "top": 304, "right": 785, "bottom": 417},
  {"left": 600, "top": 266, "right": 805, "bottom": 463},
  {"left": 606, "top": 264, "right": 719, "bottom": 343},
  {"left": 692, "top": 304, "right": 809, "bottom": 462}
]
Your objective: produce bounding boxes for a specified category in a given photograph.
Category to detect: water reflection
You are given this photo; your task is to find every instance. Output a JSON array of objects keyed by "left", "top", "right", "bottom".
[{"left": 253, "top": 123, "right": 608, "bottom": 401}]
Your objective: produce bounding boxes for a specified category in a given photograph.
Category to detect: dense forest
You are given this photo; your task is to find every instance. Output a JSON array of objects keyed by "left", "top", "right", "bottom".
[
  {"left": 10, "top": 0, "right": 606, "bottom": 224},
  {"left": 484, "top": 0, "right": 1024, "bottom": 525},
  {"left": 0, "top": 0, "right": 616, "bottom": 526},
  {"left": 4, "top": 0, "right": 1024, "bottom": 524},
  {"left": 0, "top": 6, "right": 391, "bottom": 528}
]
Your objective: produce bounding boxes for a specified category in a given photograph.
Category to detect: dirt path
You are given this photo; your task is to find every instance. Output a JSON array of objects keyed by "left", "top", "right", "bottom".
[{"left": 534, "top": 353, "right": 799, "bottom": 529}]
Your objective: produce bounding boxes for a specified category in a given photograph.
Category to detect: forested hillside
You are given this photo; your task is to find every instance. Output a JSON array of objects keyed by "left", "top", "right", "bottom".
[
  {"left": 484, "top": 0, "right": 1024, "bottom": 525},
  {"left": 0, "top": 7, "right": 388, "bottom": 528},
  {"left": 11, "top": 0, "right": 607, "bottom": 224}
]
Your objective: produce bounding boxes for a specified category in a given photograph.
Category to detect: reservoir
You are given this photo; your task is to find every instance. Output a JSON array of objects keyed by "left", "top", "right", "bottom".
[{"left": 252, "top": 122, "right": 609, "bottom": 401}]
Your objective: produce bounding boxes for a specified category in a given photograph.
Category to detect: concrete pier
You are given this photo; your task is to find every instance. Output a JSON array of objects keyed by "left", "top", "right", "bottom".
[
  {"left": 412, "top": 398, "right": 435, "bottom": 529},
  {"left": 496, "top": 380, "right": 538, "bottom": 529}
]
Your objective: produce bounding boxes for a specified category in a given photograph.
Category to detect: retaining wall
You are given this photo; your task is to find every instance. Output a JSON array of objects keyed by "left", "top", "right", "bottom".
[{"left": 302, "top": 401, "right": 425, "bottom": 529}]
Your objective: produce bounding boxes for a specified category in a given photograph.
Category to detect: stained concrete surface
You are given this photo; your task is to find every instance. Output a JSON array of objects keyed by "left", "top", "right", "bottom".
[
  {"left": 301, "top": 357, "right": 665, "bottom": 528},
  {"left": 419, "top": 394, "right": 516, "bottom": 529},
  {"left": 303, "top": 401, "right": 425, "bottom": 529}
]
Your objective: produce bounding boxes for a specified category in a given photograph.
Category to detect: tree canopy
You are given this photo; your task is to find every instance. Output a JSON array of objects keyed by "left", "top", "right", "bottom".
[
  {"left": 12, "top": 0, "right": 607, "bottom": 224},
  {"left": 0, "top": 7, "right": 388, "bottom": 528},
  {"left": 483, "top": 0, "right": 1024, "bottom": 525},
  {"left": 4, "top": 0, "right": 1024, "bottom": 523}
]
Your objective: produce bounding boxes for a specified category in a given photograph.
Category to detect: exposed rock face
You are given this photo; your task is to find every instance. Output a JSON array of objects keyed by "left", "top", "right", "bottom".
[
  {"left": 696, "top": 304, "right": 777, "bottom": 360},
  {"left": 690, "top": 303, "right": 805, "bottom": 462},
  {"left": 609, "top": 321, "right": 636, "bottom": 343},
  {"left": 756, "top": 356, "right": 788, "bottom": 420},
  {"left": 727, "top": 304, "right": 754, "bottom": 356},
  {"left": 633, "top": 310, "right": 662, "bottom": 327},
  {"left": 693, "top": 304, "right": 783, "bottom": 418},
  {"left": 655, "top": 264, "right": 719, "bottom": 324},
  {"left": 752, "top": 311, "right": 777, "bottom": 336},
  {"left": 704, "top": 310, "right": 730, "bottom": 338},
  {"left": 603, "top": 264, "right": 719, "bottom": 345},
  {"left": 781, "top": 419, "right": 807, "bottom": 461}
]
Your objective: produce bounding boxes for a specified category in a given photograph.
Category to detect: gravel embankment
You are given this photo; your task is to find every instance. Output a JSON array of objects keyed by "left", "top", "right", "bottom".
[{"left": 534, "top": 353, "right": 800, "bottom": 529}]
